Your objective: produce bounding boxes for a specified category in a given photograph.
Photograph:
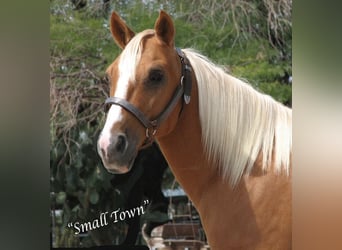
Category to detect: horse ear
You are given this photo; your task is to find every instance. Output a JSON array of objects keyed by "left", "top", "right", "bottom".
[
  {"left": 110, "top": 12, "right": 135, "bottom": 49},
  {"left": 154, "top": 10, "right": 175, "bottom": 47}
]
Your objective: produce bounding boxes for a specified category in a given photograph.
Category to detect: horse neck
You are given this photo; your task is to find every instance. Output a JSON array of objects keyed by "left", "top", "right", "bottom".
[
  {"left": 156, "top": 80, "right": 217, "bottom": 205},
  {"left": 156, "top": 80, "right": 292, "bottom": 248}
]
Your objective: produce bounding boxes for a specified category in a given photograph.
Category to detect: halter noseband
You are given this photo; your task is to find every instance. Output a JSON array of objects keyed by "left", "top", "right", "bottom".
[{"left": 104, "top": 48, "right": 192, "bottom": 148}]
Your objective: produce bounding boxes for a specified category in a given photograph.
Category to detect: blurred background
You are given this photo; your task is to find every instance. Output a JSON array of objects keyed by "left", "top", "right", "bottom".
[{"left": 50, "top": 0, "right": 291, "bottom": 247}]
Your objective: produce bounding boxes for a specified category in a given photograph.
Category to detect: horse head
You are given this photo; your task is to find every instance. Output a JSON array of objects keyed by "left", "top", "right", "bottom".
[{"left": 97, "top": 11, "right": 187, "bottom": 174}]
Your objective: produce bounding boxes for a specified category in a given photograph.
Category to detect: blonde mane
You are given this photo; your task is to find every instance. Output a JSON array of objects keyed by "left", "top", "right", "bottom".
[{"left": 183, "top": 49, "right": 292, "bottom": 186}]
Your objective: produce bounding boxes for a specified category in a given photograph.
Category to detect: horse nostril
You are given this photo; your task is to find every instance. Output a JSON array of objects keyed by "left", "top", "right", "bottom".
[{"left": 115, "top": 134, "right": 127, "bottom": 154}]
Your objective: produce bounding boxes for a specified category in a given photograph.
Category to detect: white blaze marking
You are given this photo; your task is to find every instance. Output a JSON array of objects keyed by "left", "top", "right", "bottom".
[
  {"left": 100, "top": 54, "right": 135, "bottom": 142},
  {"left": 99, "top": 30, "right": 148, "bottom": 155}
]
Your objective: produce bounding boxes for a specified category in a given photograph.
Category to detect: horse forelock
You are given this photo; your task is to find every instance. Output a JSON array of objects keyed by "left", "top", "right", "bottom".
[
  {"left": 183, "top": 48, "right": 292, "bottom": 186},
  {"left": 118, "top": 29, "right": 155, "bottom": 83}
]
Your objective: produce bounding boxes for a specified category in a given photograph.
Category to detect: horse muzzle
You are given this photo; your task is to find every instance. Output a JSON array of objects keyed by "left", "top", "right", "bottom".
[{"left": 97, "top": 131, "right": 138, "bottom": 174}]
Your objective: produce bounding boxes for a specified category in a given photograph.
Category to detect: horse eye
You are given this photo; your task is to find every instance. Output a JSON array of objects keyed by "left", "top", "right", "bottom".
[{"left": 148, "top": 69, "right": 164, "bottom": 84}]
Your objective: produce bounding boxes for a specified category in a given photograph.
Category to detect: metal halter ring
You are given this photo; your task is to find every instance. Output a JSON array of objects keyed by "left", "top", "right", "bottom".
[
  {"left": 180, "top": 75, "right": 184, "bottom": 86},
  {"left": 146, "top": 126, "right": 157, "bottom": 138}
]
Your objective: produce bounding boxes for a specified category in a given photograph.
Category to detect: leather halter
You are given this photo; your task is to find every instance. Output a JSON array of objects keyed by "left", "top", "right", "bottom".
[{"left": 104, "top": 48, "right": 192, "bottom": 148}]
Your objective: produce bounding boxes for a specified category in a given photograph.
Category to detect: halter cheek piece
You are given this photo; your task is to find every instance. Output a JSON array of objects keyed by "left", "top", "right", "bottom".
[{"left": 104, "top": 48, "right": 192, "bottom": 148}]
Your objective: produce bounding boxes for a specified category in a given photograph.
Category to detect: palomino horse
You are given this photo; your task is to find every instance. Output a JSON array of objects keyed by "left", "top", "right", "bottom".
[{"left": 97, "top": 11, "right": 292, "bottom": 249}]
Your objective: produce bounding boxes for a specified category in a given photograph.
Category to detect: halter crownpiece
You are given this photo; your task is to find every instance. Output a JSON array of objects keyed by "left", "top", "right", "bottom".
[{"left": 104, "top": 48, "right": 192, "bottom": 148}]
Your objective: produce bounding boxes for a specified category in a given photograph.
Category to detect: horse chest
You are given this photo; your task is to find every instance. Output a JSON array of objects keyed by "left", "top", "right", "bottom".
[{"left": 197, "top": 175, "right": 291, "bottom": 249}]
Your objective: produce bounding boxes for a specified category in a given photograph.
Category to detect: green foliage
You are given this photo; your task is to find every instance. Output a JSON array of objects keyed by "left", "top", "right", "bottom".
[
  {"left": 50, "top": 0, "right": 292, "bottom": 247},
  {"left": 50, "top": 124, "right": 127, "bottom": 246},
  {"left": 232, "top": 60, "right": 292, "bottom": 104},
  {"left": 50, "top": 15, "right": 118, "bottom": 71}
]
